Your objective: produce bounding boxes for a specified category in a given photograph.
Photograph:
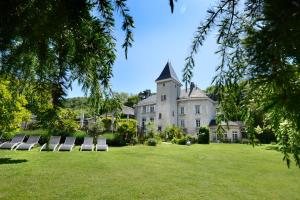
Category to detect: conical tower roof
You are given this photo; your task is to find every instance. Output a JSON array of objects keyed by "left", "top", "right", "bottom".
[{"left": 155, "top": 62, "right": 181, "bottom": 84}]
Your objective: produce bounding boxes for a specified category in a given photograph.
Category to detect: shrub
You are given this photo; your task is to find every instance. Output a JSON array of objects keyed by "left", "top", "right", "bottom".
[
  {"left": 177, "top": 137, "right": 188, "bottom": 145},
  {"left": 162, "top": 125, "right": 184, "bottom": 141},
  {"left": 146, "top": 138, "right": 157, "bottom": 146},
  {"left": 185, "top": 135, "right": 197, "bottom": 144},
  {"left": 52, "top": 108, "right": 79, "bottom": 134},
  {"left": 117, "top": 119, "right": 137, "bottom": 144},
  {"left": 72, "top": 130, "right": 87, "bottom": 145},
  {"left": 197, "top": 126, "right": 210, "bottom": 144},
  {"left": 103, "top": 132, "right": 126, "bottom": 147},
  {"left": 145, "top": 122, "right": 158, "bottom": 138},
  {"left": 88, "top": 120, "right": 105, "bottom": 137},
  {"left": 171, "top": 135, "right": 196, "bottom": 145},
  {"left": 102, "top": 118, "right": 113, "bottom": 132},
  {"left": 130, "top": 137, "right": 139, "bottom": 145}
]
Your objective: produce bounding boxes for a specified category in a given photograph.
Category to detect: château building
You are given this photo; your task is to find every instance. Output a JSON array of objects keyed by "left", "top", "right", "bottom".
[{"left": 135, "top": 62, "right": 243, "bottom": 142}]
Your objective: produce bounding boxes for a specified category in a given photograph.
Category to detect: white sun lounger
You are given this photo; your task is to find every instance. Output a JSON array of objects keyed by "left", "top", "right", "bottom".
[
  {"left": 80, "top": 137, "right": 94, "bottom": 151},
  {"left": 58, "top": 137, "right": 76, "bottom": 151},
  {"left": 0, "top": 135, "right": 25, "bottom": 150},
  {"left": 96, "top": 138, "right": 108, "bottom": 151},
  {"left": 16, "top": 135, "right": 40, "bottom": 151},
  {"left": 40, "top": 136, "right": 61, "bottom": 151}
]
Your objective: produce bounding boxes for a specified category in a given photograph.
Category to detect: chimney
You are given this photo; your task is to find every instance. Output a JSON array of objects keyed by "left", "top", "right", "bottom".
[
  {"left": 189, "top": 82, "right": 195, "bottom": 96},
  {"left": 145, "top": 90, "right": 151, "bottom": 98}
]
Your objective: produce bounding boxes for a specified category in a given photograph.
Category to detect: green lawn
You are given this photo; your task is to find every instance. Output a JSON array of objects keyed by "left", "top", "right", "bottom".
[{"left": 0, "top": 144, "right": 299, "bottom": 200}]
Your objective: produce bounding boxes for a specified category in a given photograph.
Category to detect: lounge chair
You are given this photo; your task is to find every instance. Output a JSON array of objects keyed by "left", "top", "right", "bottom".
[
  {"left": 0, "top": 135, "right": 25, "bottom": 150},
  {"left": 80, "top": 137, "right": 94, "bottom": 151},
  {"left": 58, "top": 137, "right": 76, "bottom": 151},
  {"left": 40, "top": 136, "right": 61, "bottom": 151},
  {"left": 16, "top": 135, "right": 40, "bottom": 151},
  {"left": 96, "top": 138, "right": 108, "bottom": 151}
]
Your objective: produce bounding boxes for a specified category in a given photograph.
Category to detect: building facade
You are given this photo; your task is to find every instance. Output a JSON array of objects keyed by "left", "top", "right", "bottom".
[{"left": 135, "top": 62, "right": 243, "bottom": 141}]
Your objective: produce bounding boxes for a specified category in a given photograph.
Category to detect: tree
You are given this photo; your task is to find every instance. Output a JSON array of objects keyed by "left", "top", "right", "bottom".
[
  {"left": 0, "top": 0, "right": 134, "bottom": 110},
  {"left": 124, "top": 95, "right": 140, "bottom": 107},
  {"left": 138, "top": 90, "right": 152, "bottom": 100},
  {"left": 98, "top": 95, "right": 122, "bottom": 118},
  {"left": 51, "top": 108, "right": 80, "bottom": 134},
  {"left": 114, "top": 92, "right": 129, "bottom": 104},
  {"left": 171, "top": 0, "right": 300, "bottom": 167},
  {"left": 0, "top": 79, "right": 31, "bottom": 135}
]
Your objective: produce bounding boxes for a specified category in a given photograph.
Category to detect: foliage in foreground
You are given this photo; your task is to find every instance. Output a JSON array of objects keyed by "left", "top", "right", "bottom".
[
  {"left": 0, "top": 0, "right": 134, "bottom": 109},
  {"left": 0, "top": 80, "right": 31, "bottom": 135},
  {"left": 172, "top": 0, "right": 300, "bottom": 167}
]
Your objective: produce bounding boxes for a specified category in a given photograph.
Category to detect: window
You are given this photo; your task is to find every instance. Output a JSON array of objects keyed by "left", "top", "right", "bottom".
[
  {"left": 158, "top": 126, "right": 162, "bottom": 131},
  {"left": 213, "top": 132, "right": 217, "bottom": 141},
  {"left": 142, "top": 118, "right": 146, "bottom": 131},
  {"left": 150, "top": 105, "right": 155, "bottom": 113},
  {"left": 158, "top": 113, "right": 162, "bottom": 119},
  {"left": 143, "top": 106, "right": 147, "bottom": 113},
  {"left": 172, "top": 111, "right": 175, "bottom": 116},
  {"left": 150, "top": 117, "right": 154, "bottom": 122},
  {"left": 161, "top": 95, "right": 166, "bottom": 101},
  {"left": 224, "top": 134, "right": 228, "bottom": 140},
  {"left": 163, "top": 83, "right": 165, "bottom": 87},
  {"left": 232, "top": 132, "right": 238, "bottom": 141},
  {"left": 180, "top": 120, "right": 185, "bottom": 128},
  {"left": 180, "top": 107, "right": 184, "bottom": 115},
  {"left": 196, "top": 119, "right": 201, "bottom": 128},
  {"left": 195, "top": 105, "right": 200, "bottom": 114}
]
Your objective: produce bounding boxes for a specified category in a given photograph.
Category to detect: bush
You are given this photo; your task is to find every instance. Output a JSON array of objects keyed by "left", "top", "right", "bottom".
[
  {"left": 103, "top": 132, "right": 126, "bottom": 147},
  {"left": 146, "top": 138, "right": 157, "bottom": 146},
  {"left": 52, "top": 108, "right": 79, "bottom": 134},
  {"left": 145, "top": 122, "right": 158, "bottom": 139},
  {"left": 72, "top": 130, "right": 87, "bottom": 145},
  {"left": 171, "top": 135, "right": 196, "bottom": 145},
  {"left": 88, "top": 120, "right": 105, "bottom": 137},
  {"left": 116, "top": 119, "right": 137, "bottom": 144},
  {"left": 177, "top": 137, "right": 188, "bottom": 145},
  {"left": 102, "top": 118, "right": 113, "bottom": 132},
  {"left": 162, "top": 125, "right": 184, "bottom": 141},
  {"left": 186, "top": 135, "right": 197, "bottom": 144},
  {"left": 197, "top": 126, "right": 210, "bottom": 144}
]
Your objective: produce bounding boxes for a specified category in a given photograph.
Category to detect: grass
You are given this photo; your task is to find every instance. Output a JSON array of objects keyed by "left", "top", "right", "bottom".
[{"left": 0, "top": 144, "right": 299, "bottom": 200}]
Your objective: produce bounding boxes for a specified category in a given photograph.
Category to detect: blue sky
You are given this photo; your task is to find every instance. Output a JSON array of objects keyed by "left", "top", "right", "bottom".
[{"left": 67, "top": 0, "right": 219, "bottom": 97}]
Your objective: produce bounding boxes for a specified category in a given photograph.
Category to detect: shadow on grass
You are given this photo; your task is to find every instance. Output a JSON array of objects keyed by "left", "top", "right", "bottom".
[{"left": 0, "top": 158, "right": 28, "bottom": 165}]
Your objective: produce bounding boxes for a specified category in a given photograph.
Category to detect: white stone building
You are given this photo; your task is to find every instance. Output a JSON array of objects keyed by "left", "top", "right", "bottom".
[{"left": 135, "top": 62, "right": 243, "bottom": 142}]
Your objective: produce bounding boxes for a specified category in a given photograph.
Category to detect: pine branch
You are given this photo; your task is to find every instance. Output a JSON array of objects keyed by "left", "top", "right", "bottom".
[
  {"left": 183, "top": 0, "right": 233, "bottom": 90},
  {"left": 115, "top": 0, "right": 135, "bottom": 59}
]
